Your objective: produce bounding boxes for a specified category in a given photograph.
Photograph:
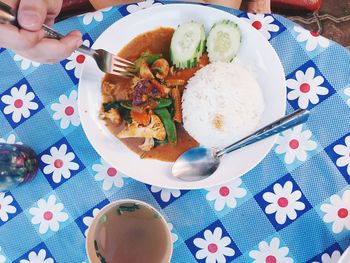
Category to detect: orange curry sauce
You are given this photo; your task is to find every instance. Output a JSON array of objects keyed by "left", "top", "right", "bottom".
[{"left": 102, "top": 27, "right": 209, "bottom": 162}]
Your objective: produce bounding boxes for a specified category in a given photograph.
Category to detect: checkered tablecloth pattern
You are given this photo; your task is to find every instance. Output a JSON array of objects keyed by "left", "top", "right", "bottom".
[{"left": 0, "top": 1, "right": 350, "bottom": 262}]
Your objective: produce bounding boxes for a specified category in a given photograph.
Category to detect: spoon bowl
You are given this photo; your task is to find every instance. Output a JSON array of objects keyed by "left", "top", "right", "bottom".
[
  {"left": 172, "top": 109, "right": 309, "bottom": 182},
  {"left": 172, "top": 146, "right": 220, "bottom": 181}
]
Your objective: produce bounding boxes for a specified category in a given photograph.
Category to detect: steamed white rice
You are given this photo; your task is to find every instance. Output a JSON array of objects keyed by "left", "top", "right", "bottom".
[{"left": 182, "top": 62, "right": 265, "bottom": 148}]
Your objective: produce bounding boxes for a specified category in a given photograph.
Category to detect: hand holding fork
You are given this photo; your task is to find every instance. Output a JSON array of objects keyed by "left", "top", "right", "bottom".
[{"left": 0, "top": 0, "right": 134, "bottom": 77}]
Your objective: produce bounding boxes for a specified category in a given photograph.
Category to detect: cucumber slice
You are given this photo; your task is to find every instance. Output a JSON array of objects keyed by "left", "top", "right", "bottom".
[
  {"left": 207, "top": 20, "right": 241, "bottom": 63},
  {"left": 170, "top": 21, "right": 206, "bottom": 69}
]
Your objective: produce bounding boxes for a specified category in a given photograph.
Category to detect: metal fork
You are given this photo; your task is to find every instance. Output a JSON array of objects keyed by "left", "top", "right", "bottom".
[{"left": 0, "top": 1, "right": 135, "bottom": 78}]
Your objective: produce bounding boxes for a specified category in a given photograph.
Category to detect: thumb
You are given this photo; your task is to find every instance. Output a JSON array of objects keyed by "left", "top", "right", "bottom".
[{"left": 17, "top": 0, "right": 47, "bottom": 31}]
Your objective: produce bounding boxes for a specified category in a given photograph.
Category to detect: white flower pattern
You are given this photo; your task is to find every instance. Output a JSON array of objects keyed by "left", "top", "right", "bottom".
[
  {"left": 82, "top": 208, "right": 100, "bottom": 237},
  {"left": 0, "top": 192, "right": 17, "bottom": 222},
  {"left": 0, "top": 134, "right": 22, "bottom": 144},
  {"left": 51, "top": 90, "right": 80, "bottom": 129},
  {"left": 241, "top": 14, "right": 279, "bottom": 40},
  {"left": 20, "top": 249, "right": 54, "bottom": 263},
  {"left": 1, "top": 84, "right": 39, "bottom": 123},
  {"left": 249, "top": 237, "right": 293, "bottom": 263},
  {"left": 0, "top": 247, "right": 5, "bottom": 263},
  {"left": 0, "top": 5, "right": 345, "bottom": 262},
  {"left": 312, "top": 250, "right": 341, "bottom": 263},
  {"left": 294, "top": 26, "right": 330, "bottom": 52},
  {"left": 150, "top": 186, "right": 181, "bottom": 202},
  {"left": 287, "top": 67, "right": 329, "bottom": 109},
  {"left": 263, "top": 181, "right": 305, "bottom": 224},
  {"left": 81, "top": 7, "right": 112, "bottom": 25},
  {"left": 168, "top": 223, "right": 178, "bottom": 243},
  {"left": 92, "top": 159, "right": 127, "bottom": 190},
  {"left": 344, "top": 87, "right": 350, "bottom": 106},
  {"left": 41, "top": 144, "right": 79, "bottom": 184},
  {"left": 275, "top": 125, "right": 317, "bottom": 164},
  {"left": 65, "top": 40, "right": 91, "bottom": 79},
  {"left": 193, "top": 227, "right": 235, "bottom": 263},
  {"left": 14, "top": 54, "right": 40, "bottom": 70},
  {"left": 333, "top": 136, "right": 350, "bottom": 175},
  {"left": 320, "top": 190, "right": 350, "bottom": 234},
  {"left": 29, "top": 195, "right": 69, "bottom": 234},
  {"left": 126, "top": 0, "right": 162, "bottom": 13},
  {"left": 206, "top": 179, "right": 247, "bottom": 211}
]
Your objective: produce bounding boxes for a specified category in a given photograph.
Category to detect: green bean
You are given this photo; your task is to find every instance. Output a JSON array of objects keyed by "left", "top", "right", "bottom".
[
  {"left": 155, "top": 108, "right": 177, "bottom": 143},
  {"left": 120, "top": 98, "right": 173, "bottom": 110}
]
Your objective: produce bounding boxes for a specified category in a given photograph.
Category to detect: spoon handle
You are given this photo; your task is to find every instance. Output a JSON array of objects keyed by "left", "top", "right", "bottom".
[{"left": 216, "top": 109, "right": 310, "bottom": 158}]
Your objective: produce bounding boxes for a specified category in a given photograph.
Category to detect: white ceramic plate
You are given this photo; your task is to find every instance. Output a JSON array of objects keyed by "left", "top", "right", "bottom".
[
  {"left": 78, "top": 4, "right": 286, "bottom": 189},
  {"left": 339, "top": 246, "right": 350, "bottom": 263}
]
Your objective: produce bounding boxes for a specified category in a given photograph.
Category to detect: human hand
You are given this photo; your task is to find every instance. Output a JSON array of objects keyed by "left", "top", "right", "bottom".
[
  {"left": 185, "top": 0, "right": 271, "bottom": 13},
  {"left": 246, "top": 0, "right": 271, "bottom": 13},
  {"left": 0, "top": 0, "right": 83, "bottom": 64}
]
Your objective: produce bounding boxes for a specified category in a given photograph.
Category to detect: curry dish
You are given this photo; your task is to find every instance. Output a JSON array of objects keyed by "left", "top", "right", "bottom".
[{"left": 100, "top": 27, "right": 210, "bottom": 162}]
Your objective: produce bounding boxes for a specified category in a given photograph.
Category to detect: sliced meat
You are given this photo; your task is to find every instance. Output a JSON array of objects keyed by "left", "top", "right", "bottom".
[
  {"left": 102, "top": 81, "right": 132, "bottom": 102},
  {"left": 139, "top": 60, "right": 154, "bottom": 80},
  {"left": 151, "top": 58, "right": 169, "bottom": 79}
]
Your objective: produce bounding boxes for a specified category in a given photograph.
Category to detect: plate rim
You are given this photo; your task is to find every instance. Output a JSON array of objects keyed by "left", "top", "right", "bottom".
[{"left": 78, "top": 3, "right": 287, "bottom": 190}]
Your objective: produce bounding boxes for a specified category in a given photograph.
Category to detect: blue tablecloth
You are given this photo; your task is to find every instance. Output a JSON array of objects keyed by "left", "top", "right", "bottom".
[{"left": 1, "top": 1, "right": 350, "bottom": 262}]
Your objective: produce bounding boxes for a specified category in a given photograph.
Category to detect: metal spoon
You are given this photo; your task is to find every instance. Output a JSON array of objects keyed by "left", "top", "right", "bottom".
[{"left": 172, "top": 109, "right": 310, "bottom": 181}]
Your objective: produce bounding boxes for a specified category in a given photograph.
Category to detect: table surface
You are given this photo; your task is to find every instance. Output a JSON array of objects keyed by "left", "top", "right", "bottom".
[
  {"left": 285, "top": 0, "right": 350, "bottom": 50},
  {"left": 0, "top": 1, "right": 350, "bottom": 262}
]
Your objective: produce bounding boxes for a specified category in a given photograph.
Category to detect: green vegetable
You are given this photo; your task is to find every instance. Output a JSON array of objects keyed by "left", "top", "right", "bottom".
[
  {"left": 170, "top": 21, "right": 206, "bottom": 69},
  {"left": 99, "top": 214, "right": 107, "bottom": 224},
  {"left": 133, "top": 51, "right": 162, "bottom": 73},
  {"left": 117, "top": 204, "right": 140, "bottom": 215},
  {"left": 154, "top": 138, "right": 168, "bottom": 146},
  {"left": 156, "top": 78, "right": 167, "bottom": 86},
  {"left": 119, "top": 101, "right": 133, "bottom": 110},
  {"left": 103, "top": 101, "right": 131, "bottom": 123},
  {"left": 153, "top": 213, "right": 160, "bottom": 219},
  {"left": 120, "top": 98, "right": 173, "bottom": 110},
  {"left": 155, "top": 108, "right": 177, "bottom": 143},
  {"left": 103, "top": 101, "right": 120, "bottom": 112},
  {"left": 146, "top": 54, "right": 161, "bottom": 65},
  {"left": 168, "top": 104, "right": 175, "bottom": 118},
  {"left": 94, "top": 240, "right": 107, "bottom": 263},
  {"left": 206, "top": 19, "right": 241, "bottom": 63}
]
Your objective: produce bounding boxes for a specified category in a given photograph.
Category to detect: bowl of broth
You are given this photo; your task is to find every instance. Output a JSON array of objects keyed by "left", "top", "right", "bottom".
[{"left": 86, "top": 199, "right": 173, "bottom": 263}]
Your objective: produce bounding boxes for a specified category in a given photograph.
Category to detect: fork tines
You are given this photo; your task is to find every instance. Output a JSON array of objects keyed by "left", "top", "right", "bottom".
[{"left": 112, "top": 56, "right": 135, "bottom": 78}]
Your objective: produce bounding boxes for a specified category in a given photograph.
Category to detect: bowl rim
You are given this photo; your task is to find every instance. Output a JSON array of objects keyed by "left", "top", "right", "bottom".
[{"left": 85, "top": 199, "right": 173, "bottom": 263}]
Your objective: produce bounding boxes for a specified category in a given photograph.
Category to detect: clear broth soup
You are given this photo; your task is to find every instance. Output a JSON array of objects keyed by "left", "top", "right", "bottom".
[{"left": 87, "top": 201, "right": 172, "bottom": 263}]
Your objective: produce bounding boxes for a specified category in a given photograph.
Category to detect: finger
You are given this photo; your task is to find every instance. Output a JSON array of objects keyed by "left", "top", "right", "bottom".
[
  {"left": 247, "top": 0, "right": 271, "bottom": 13},
  {"left": 17, "top": 0, "right": 48, "bottom": 31},
  {"left": 0, "top": 24, "right": 44, "bottom": 50},
  {"left": 44, "top": 2, "right": 63, "bottom": 26},
  {"left": 205, "top": 0, "right": 242, "bottom": 9},
  {"left": 26, "top": 30, "right": 83, "bottom": 63},
  {"left": 46, "top": 0, "right": 63, "bottom": 18},
  {"left": 1, "top": 0, "right": 19, "bottom": 9},
  {"left": 44, "top": 16, "right": 55, "bottom": 26}
]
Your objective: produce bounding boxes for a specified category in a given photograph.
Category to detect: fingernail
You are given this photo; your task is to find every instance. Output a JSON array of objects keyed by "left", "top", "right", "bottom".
[{"left": 18, "top": 11, "right": 41, "bottom": 28}]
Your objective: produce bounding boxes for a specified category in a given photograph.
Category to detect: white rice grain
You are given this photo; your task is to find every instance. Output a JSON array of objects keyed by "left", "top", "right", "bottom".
[{"left": 182, "top": 62, "right": 265, "bottom": 148}]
